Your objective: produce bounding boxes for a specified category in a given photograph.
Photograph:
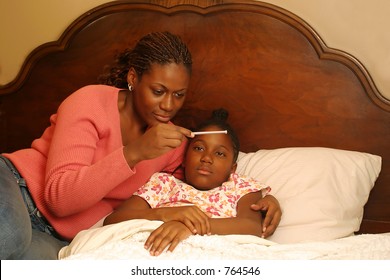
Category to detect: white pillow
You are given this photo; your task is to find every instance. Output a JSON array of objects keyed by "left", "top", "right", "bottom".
[{"left": 236, "top": 147, "right": 381, "bottom": 244}]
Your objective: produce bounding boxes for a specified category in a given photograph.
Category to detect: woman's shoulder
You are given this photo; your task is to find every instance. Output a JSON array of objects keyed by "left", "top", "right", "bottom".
[
  {"left": 69, "top": 84, "right": 119, "bottom": 100},
  {"left": 60, "top": 85, "right": 120, "bottom": 110}
]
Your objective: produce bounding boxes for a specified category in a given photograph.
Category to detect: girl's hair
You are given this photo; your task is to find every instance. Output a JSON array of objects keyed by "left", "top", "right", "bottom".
[
  {"left": 195, "top": 108, "right": 240, "bottom": 162},
  {"left": 98, "top": 31, "right": 192, "bottom": 88}
]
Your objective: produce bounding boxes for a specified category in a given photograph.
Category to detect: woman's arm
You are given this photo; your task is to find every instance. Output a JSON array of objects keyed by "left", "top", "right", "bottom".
[{"left": 208, "top": 191, "right": 264, "bottom": 237}]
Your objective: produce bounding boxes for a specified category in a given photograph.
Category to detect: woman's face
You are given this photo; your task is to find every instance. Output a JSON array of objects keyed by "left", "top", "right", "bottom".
[
  {"left": 129, "top": 63, "right": 190, "bottom": 127},
  {"left": 184, "top": 125, "right": 237, "bottom": 190}
]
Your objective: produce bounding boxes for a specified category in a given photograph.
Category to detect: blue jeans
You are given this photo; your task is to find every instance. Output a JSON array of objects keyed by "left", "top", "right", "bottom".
[{"left": 0, "top": 156, "right": 68, "bottom": 259}]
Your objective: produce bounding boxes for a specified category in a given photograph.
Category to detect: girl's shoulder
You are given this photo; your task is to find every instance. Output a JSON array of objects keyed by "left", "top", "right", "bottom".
[{"left": 225, "top": 173, "right": 270, "bottom": 190}]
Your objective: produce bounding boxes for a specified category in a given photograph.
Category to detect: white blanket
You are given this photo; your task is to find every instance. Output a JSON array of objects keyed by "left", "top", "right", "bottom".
[{"left": 59, "top": 219, "right": 390, "bottom": 260}]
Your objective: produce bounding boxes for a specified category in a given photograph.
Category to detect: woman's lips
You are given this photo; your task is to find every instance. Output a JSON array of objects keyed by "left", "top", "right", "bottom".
[{"left": 154, "top": 113, "right": 171, "bottom": 122}]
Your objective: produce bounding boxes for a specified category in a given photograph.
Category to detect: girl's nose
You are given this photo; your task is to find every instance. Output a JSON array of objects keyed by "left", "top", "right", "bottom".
[{"left": 200, "top": 153, "right": 213, "bottom": 164}]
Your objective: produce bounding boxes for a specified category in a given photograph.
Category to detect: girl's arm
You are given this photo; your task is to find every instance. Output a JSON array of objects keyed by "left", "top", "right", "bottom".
[
  {"left": 144, "top": 191, "right": 265, "bottom": 256},
  {"left": 103, "top": 195, "right": 210, "bottom": 234},
  {"left": 103, "top": 195, "right": 152, "bottom": 225},
  {"left": 208, "top": 191, "right": 264, "bottom": 237}
]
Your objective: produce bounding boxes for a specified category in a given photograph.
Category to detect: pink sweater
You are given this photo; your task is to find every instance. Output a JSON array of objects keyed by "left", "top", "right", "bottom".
[{"left": 4, "top": 85, "right": 186, "bottom": 240}]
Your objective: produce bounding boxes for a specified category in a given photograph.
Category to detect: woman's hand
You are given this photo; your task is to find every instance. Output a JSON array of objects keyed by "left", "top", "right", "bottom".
[
  {"left": 145, "top": 221, "right": 192, "bottom": 256},
  {"left": 156, "top": 206, "right": 211, "bottom": 235},
  {"left": 250, "top": 195, "right": 282, "bottom": 238},
  {"left": 124, "top": 123, "right": 192, "bottom": 167}
]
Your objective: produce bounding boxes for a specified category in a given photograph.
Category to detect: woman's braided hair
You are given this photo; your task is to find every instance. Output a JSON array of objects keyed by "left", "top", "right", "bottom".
[{"left": 98, "top": 31, "right": 192, "bottom": 88}]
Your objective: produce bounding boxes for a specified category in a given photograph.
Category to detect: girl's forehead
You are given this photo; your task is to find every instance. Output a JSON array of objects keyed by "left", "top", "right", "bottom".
[{"left": 192, "top": 133, "right": 232, "bottom": 149}]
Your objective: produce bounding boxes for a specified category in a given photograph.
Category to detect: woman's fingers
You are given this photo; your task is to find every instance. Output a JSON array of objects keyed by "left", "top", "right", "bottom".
[
  {"left": 125, "top": 124, "right": 191, "bottom": 163},
  {"left": 251, "top": 195, "right": 282, "bottom": 238},
  {"left": 262, "top": 209, "right": 282, "bottom": 238}
]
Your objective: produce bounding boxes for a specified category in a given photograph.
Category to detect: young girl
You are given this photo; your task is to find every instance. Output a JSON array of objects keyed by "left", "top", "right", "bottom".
[{"left": 104, "top": 109, "right": 272, "bottom": 256}]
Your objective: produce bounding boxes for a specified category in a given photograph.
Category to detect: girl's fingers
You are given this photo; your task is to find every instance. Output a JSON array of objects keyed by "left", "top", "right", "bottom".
[
  {"left": 167, "top": 237, "right": 181, "bottom": 253},
  {"left": 182, "top": 219, "right": 197, "bottom": 234}
]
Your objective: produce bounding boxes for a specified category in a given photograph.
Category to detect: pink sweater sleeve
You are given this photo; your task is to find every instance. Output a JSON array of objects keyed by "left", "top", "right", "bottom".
[{"left": 42, "top": 86, "right": 133, "bottom": 217}]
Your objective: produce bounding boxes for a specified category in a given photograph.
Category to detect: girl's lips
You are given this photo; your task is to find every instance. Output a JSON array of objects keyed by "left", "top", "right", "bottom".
[{"left": 197, "top": 167, "right": 212, "bottom": 175}]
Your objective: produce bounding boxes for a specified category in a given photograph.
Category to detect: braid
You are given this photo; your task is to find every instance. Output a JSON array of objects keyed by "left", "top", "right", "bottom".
[
  {"left": 211, "top": 109, "right": 229, "bottom": 123},
  {"left": 98, "top": 31, "right": 192, "bottom": 88}
]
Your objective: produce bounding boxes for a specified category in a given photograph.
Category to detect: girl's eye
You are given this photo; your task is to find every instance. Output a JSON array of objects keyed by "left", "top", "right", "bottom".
[
  {"left": 216, "top": 151, "right": 226, "bottom": 157},
  {"left": 193, "top": 146, "right": 204, "bottom": 151}
]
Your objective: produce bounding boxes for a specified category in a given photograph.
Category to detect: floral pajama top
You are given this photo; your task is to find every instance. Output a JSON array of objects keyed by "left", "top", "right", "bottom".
[{"left": 134, "top": 172, "right": 271, "bottom": 218}]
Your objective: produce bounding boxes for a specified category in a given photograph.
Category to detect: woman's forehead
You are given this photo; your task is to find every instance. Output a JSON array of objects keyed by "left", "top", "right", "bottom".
[{"left": 143, "top": 63, "right": 190, "bottom": 88}]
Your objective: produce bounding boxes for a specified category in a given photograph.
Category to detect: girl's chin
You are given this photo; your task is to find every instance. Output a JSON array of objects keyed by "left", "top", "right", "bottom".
[{"left": 188, "top": 181, "right": 217, "bottom": 191}]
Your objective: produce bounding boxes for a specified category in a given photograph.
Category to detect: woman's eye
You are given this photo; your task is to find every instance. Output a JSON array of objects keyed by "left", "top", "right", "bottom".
[
  {"left": 153, "top": 89, "right": 164, "bottom": 96},
  {"left": 193, "top": 146, "right": 204, "bottom": 151},
  {"left": 174, "top": 91, "right": 186, "bottom": 98}
]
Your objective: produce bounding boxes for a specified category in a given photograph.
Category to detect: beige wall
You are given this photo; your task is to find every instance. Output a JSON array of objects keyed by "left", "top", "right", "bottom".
[{"left": 1, "top": 0, "right": 389, "bottom": 100}]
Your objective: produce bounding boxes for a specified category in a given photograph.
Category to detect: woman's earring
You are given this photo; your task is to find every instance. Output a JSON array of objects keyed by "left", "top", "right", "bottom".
[{"left": 128, "top": 84, "right": 133, "bottom": 92}]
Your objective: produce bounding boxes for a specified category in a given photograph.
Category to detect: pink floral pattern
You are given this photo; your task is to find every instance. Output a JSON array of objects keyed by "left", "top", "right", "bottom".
[{"left": 134, "top": 173, "right": 271, "bottom": 218}]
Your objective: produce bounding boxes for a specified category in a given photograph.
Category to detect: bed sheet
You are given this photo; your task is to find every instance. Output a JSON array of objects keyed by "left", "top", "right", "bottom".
[{"left": 59, "top": 219, "right": 390, "bottom": 260}]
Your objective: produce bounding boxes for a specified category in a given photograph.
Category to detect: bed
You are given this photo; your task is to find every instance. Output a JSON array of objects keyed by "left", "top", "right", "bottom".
[{"left": 1, "top": 0, "right": 390, "bottom": 260}]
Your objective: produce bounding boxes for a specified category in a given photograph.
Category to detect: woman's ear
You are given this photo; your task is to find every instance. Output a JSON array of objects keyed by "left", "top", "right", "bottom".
[{"left": 127, "top": 67, "right": 137, "bottom": 85}]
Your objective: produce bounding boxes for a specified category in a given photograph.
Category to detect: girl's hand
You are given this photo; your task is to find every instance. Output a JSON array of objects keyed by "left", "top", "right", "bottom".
[
  {"left": 156, "top": 206, "right": 211, "bottom": 235},
  {"left": 251, "top": 195, "right": 282, "bottom": 238},
  {"left": 145, "top": 221, "right": 192, "bottom": 256}
]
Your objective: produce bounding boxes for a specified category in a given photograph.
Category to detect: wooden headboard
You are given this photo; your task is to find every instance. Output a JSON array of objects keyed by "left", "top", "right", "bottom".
[{"left": 1, "top": 0, "right": 389, "bottom": 233}]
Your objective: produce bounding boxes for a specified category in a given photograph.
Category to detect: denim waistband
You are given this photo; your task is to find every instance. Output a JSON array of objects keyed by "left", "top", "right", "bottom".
[{"left": 0, "top": 155, "right": 60, "bottom": 239}]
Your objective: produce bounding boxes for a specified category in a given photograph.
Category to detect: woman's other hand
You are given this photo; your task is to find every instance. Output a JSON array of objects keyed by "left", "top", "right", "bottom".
[{"left": 251, "top": 195, "right": 282, "bottom": 238}]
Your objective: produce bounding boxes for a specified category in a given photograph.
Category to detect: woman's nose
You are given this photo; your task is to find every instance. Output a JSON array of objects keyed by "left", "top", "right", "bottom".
[{"left": 160, "top": 94, "right": 173, "bottom": 111}]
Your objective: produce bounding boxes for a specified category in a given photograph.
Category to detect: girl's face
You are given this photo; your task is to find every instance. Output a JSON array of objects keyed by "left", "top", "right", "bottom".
[
  {"left": 184, "top": 125, "right": 237, "bottom": 190},
  {"left": 129, "top": 63, "right": 190, "bottom": 127}
]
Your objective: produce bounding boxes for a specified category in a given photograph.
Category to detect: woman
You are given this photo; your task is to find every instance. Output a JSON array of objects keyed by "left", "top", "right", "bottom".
[{"left": 0, "top": 32, "right": 281, "bottom": 259}]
